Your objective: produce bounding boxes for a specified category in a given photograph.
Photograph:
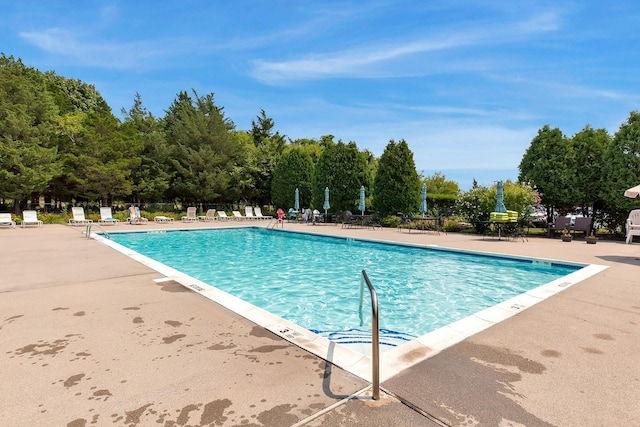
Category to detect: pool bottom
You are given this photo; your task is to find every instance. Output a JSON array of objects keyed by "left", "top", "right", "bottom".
[{"left": 96, "top": 229, "right": 607, "bottom": 383}]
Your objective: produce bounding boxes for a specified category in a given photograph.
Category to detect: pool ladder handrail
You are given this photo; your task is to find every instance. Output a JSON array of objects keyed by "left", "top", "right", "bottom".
[
  {"left": 359, "top": 269, "right": 380, "bottom": 400},
  {"left": 85, "top": 222, "right": 110, "bottom": 239},
  {"left": 267, "top": 218, "right": 283, "bottom": 229}
]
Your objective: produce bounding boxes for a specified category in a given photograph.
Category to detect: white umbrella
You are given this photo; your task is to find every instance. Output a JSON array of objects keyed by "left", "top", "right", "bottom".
[{"left": 624, "top": 184, "right": 640, "bottom": 198}]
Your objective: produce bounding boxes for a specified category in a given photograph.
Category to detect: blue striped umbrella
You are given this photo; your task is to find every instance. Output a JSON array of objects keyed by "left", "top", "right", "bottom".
[
  {"left": 294, "top": 188, "right": 299, "bottom": 211},
  {"left": 323, "top": 187, "right": 330, "bottom": 216},
  {"left": 420, "top": 183, "right": 427, "bottom": 218},
  {"left": 358, "top": 186, "right": 366, "bottom": 215},
  {"left": 495, "top": 181, "right": 507, "bottom": 213}
]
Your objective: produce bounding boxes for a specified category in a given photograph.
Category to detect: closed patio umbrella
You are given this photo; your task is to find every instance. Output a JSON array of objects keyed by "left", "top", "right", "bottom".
[
  {"left": 624, "top": 184, "right": 640, "bottom": 198},
  {"left": 323, "top": 187, "right": 330, "bottom": 216},
  {"left": 358, "top": 186, "right": 366, "bottom": 215},
  {"left": 420, "top": 183, "right": 427, "bottom": 218},
  {"left": 495, "top": 180, "right": 507, "bottom": 213},
  {"left": 294, "top": 188, "right": 300, "bottom": 210}
]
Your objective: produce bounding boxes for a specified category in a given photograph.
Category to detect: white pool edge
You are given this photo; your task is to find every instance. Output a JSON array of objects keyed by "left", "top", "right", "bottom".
[{"left": 94, "top": 230, "right": 608, "bottom": 383}]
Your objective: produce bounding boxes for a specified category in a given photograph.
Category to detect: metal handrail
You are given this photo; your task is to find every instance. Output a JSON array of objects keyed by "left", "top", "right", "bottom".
[
  {"left": 85, "top": 222, "right": 110, "bottom": 239},
  {"left": 359, "top": 269, "right": 380, "bottom": 400}
]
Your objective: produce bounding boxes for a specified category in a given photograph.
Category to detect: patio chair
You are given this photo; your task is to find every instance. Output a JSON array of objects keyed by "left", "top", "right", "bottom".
[
  {"left": 547, "top": 216, "right": 571, "bottom": 238},
  {"left": 181, "top": 207, "right": 198, "bottom": 222},
  {"left": 154, "top": 215, "right": 174, "bottom": 223},
  {"left": 232, "top": 210, "right": 245, "bottom": 221},
  {"left": 198, "top": 209, "right": 217, "bottom": 221},
  {"left": 0, "top": 213, "right": 16, "bottom": 228},
  {"left": 22, "top": 210, "right": 43, "bottom": 227},
  {"left": 69, "top": 207, "right": 93, "bottom": 226},
  {"left": 217, "top": 211, "right": 230, "bottom": 221},
  {"left": 128, "top": 206, "right": 148, "bottom": 225},
  {"left": 245, "top": 206, "right": 256, "bottom": 220},
  {"left": 98, "top": 207, "right": 120, "bottom": 225},
  {"left": 254, "top": 207, "right": 272, "bottom": 220},
  {"left": 626, "top": 209, "right": 640, "bottom": 244}
]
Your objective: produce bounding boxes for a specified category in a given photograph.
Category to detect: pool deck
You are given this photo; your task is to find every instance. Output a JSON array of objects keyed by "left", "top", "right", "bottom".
[{"left": 1, "top": 221, "right": 639, "bottom": 426}]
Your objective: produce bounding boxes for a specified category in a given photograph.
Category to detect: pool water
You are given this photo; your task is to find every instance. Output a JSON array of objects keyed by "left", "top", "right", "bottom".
[{"left": 107, "top": 227, "right": 583, "bottom": 348}]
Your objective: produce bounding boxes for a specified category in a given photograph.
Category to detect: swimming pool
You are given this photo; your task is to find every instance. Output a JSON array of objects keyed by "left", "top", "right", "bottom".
[{"left": 106, "top": 227, "right": 585, "bottom": 346}]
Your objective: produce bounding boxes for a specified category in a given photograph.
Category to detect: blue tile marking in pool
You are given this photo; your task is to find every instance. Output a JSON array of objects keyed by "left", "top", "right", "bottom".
[{"left": 106, "top": 227, "right": 586, "bottom": 348}]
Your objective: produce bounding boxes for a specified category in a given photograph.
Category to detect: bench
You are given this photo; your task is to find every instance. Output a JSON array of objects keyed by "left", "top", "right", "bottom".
[{"left": 548, "top": 216, "right": 592, "bottom": 238}]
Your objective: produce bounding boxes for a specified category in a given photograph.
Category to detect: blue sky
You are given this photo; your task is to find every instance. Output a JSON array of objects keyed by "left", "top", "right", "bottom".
[{"left": 2, "top": 1, "right": 639, "bottom": 190}]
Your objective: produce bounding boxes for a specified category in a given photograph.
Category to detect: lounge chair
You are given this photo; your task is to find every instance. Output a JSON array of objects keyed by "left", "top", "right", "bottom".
[
  {"left": 626, "top": 209, "right": 640, "bottom": 244},
  {"left": 154, "top": 215, "right": 174, "bottom": 223},
  {"left": 128, "top": 206, "right": 148, "bottom": 225},
  {"left": 181, "top": 207, "right": 198, "bottom": 222},
  {"left": 22, "top": 210, "right": 43, "bottom": 227},
  {"left": 198, "top": 209, "right": 217, "bottom": 221},
  {"left": 232, "top": 210, "right": 245, "bottom": 221},
  {"left": 0, "top": 213, "right": 16, "bottom": 228},
  {"left": 217, "top": 211, "right": 230, "bottom": 221},
  {"left": 69, "top": 207, "right": 93, "bottom": 226},
  {"left": 245, "top": 206, "right": 256, "bottom": 220},
  {"left": 254, "top": 207, "right": 272, "bottom": 220},
  {"left": 98, "top": 207, "right": 120, "bottom": 225}
]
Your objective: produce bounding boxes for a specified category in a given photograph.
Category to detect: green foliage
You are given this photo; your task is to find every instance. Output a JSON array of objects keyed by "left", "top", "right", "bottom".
[
  {"left": 164, "top": 90, "right": 238, "bottom": 203},
  {"left": 600, "top": 111, "right": 640, "bottom": 231},
  {"left": 249, "top": 110, "right": 286, "bottom": 205},
  {"left": 311, "top": 138, "right": 368, "bottom": 211},
  {"left": 380, "top": 215, "right": 401, "bottom": 228},
  {"left": 518, "top": 125, "right": 575, "bottom": 215},
  {"left": 271, "top": 147, "right": 314, "bottom": 210},
  {"left": 423, "top": 172, "right": 460, "bottom": 215},
  {"left": 373, "top": 139, "right": 420, "bottom": 216},
  {"left": 0, "top": 54, "right": 62, "bottom": 211}
]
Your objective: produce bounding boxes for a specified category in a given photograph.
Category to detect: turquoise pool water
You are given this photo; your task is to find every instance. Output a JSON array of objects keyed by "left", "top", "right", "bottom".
[{"left": 108, "top": 227, "right": 583, "bottom": 347}]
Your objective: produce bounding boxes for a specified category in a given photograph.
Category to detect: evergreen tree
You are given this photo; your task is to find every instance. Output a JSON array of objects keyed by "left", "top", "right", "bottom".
[
  {"left": 373, "top": 139, "right": 420, "bottom": 216},
  {"left": 271, "top": 147, "right": 314, "bottom": 210}
]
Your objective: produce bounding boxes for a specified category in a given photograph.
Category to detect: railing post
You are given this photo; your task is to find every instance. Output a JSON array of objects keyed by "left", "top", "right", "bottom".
[{"left": 361, "top": 270, "right": 380, "bottom": 400}]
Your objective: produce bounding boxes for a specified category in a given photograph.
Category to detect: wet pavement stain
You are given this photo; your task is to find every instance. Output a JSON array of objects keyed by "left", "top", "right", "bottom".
[
  {"left": 162, "top": 334, "right": 186, "bottom": 344},
  {"left": 165, "top": 320, "right": 182, "bottom": 327},
  {"left": 73, "top": 311, "right": 85, "bottom": 316},
  {"left": 14, "top": 337, "right": 77, "bottom": 357},
  {"left": 200, "top": 399, "right": 232, "bottom": 425},
  {"left": 207, "top": 343, "right": 237, "bottom": 350},
  {"left": 53, "top": 307, "right": 69, "bottom": 311},
  {"left": 124, "top": 403, "right": 153, "bottom": 425},
  {"left": 541, "top": 349, "right": 561, "bottom": 358},
  {"left": 249, "top": 326, "right": 280, "bottom": 340},
  {"left": 122, "top": 306, "right": 140, "bottom": 311},
  {"left": 257, "top": 403, "right": 299, "bottom": 427},
  {"left": 5, "top": 314, "right": 23, "bottom": 321},
  {"left": 593, "top": 333, "right": 614, "bottom": 340},
  {"left": 581, "top": 347, "right": 604, "bottom": 354},
  {"left": 66, "top": 418, "right": 86, "bottom": 427},
  {"left": 155, "top": 280, "right": 190, "bottom": 293},
  {"left": 64, "top": 373, "right": 85, "bottom": 387},
  {"left": 249, "top": 345, "right": 290, "bottom": 353},
  {"left": 132, "top": 316, "right": 143, "bottom": 324},
  {"left": 176, "top": 403, "right": 200, "bottom": 425}
]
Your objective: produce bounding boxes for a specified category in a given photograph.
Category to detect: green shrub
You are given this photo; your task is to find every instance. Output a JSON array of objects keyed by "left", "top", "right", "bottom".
[{"left": 381, "top": 215, "right": 401, "bottom": 228}]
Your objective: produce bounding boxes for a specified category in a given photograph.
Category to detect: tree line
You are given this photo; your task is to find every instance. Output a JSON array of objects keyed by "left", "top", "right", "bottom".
[{"left": 3, "top": 53, "right": 639, "bottom": 234}]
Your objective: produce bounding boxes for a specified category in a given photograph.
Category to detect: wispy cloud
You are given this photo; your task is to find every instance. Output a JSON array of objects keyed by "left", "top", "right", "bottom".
[
  {"left": 249, "top": 12, "right": 561, "bottom": 83},
  {"left": 19, "top": 27, "right": 190, "bottom": 69}
]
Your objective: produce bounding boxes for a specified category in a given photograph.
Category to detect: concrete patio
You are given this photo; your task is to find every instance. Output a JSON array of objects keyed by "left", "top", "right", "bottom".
[{"left": 1, "top": 220, "right": 639, "bottom": 426}]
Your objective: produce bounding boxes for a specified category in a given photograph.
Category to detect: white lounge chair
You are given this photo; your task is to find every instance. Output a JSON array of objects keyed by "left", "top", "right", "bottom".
[
  {"left": 245, "top": 206, "right": 256, "bottom": 220},
  {"left": 98, "top": 207, "right": 119, "bottom": 225},
  {"left": 128, "top": 206, "right": 148, "bottom": 224},
  {"left": 253, "top": 207, "right": 272, "bottom": 220},
  {"left": 626, "top": 209, "right": 640, "bottom": 244},
  {"left": 182, "top": 207, "right": 198, "bottom": 222},
  {"left": 232, "top": 210, "right": 245, "bottom": 221},
  {"left": 0, "top": 213, "right": 16, "bottom": 228},
  {"left": 22, "top": 210, "right": 43, "bottom": 227},
  {"left": 217, "top": 211, "right": 230, "bottom": 221},
  {"left": 69, "top": 207, "right": 92, "bottom": 226},
  {"left": 154, "top": 215, "right": 174, "bottom": 223},
  {"left": 198, "top": 209, "right": 217, "bottom": 221}
]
